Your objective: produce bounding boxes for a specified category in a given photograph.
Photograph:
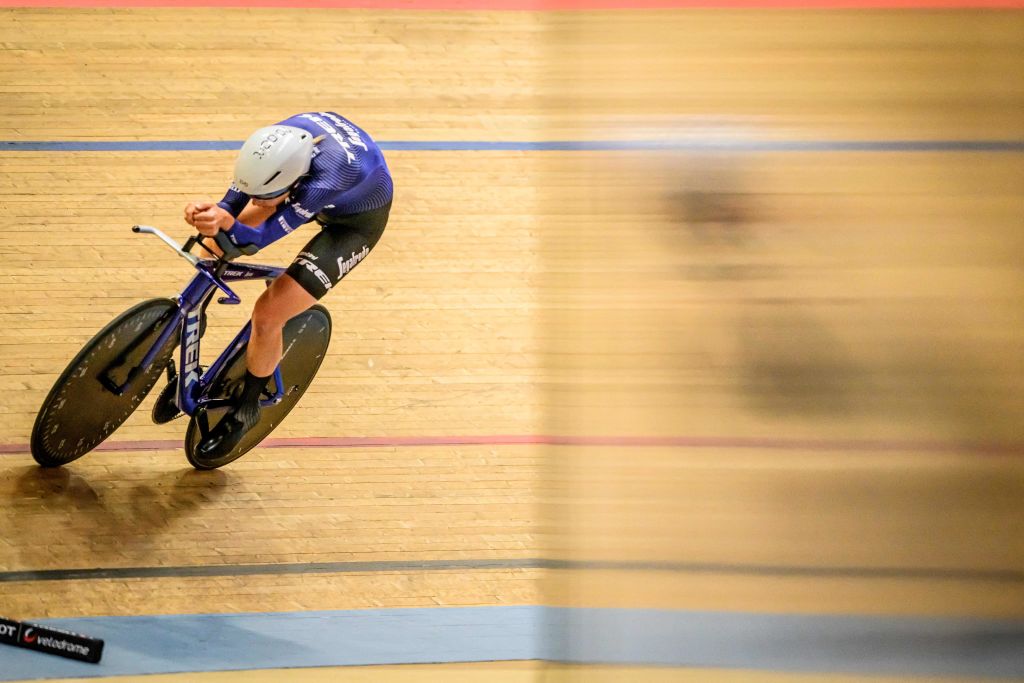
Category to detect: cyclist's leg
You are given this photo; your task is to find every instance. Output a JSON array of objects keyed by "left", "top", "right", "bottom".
[
  {"left": 244, "top": 201, "right": 390, "bottom": 393},
  {"left": 251, "top": 201, "right": 390, "bottom": 375},
  {"left": 161, "top": 200, "right": 280, "bottom": 417},
  {"left": 248, "top": 275, "right": 317, "bottom": 376},
  {"left": 283, "top": 201, "right": 392, "bottom": 302},
  {"left": 196, "top": 201, "right": 390, "bottom": 458},
  {"left": 194, "top": 274, "right": 314, "bottom": 455}
]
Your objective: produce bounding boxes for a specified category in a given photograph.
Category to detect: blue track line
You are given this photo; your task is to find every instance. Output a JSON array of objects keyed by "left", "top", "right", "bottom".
[
  {"left": 3, "top": 139, "right": 1024, "bottom": 152},
  {"left": 1, "top": 607, "right": 1023, "bottom": 680}
]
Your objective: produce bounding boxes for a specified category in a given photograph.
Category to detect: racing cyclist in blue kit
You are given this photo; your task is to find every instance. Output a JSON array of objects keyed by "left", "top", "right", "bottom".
[{"left": 172, "top": 112, "right": 393, "bottom": 459}]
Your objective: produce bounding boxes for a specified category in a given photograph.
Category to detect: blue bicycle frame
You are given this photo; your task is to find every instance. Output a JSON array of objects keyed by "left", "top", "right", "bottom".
[{"left": 115, "top": 226, "right": 287, "bottom": 417}]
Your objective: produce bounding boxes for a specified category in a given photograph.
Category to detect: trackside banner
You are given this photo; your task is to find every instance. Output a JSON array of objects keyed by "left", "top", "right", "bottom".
[{"left": 0, "top": 616, "right": 104, "bottom": 663}]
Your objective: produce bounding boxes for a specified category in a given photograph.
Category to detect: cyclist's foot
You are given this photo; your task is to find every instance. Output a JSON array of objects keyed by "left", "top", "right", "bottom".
[
  {"left": 196, "top": 402, "right": 261, "bottom": 459},
  {"left": 195, "top": 369, "right": 271, "bottom": 459}
]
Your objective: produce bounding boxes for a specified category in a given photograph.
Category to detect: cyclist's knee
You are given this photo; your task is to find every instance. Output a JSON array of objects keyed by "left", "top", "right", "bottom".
[
  {"left": 251, "top": 292, "right": 284, "bottom": 335},
  {"left": 251, "top": 275, "right": 316, "bottom": 337}
]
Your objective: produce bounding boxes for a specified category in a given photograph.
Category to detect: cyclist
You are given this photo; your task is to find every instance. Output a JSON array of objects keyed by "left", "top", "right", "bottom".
[{"left": 176, "top": 111, "right": 393, "bottom": 459}]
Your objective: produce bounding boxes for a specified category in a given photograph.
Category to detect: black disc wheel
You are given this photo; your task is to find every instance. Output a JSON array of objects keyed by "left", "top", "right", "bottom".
[
  {"left": 185, "top": 305, "right": 332, "bottom": 470},
  {"left": 31, "top": 298, "right": 181, "bottom": 467}
]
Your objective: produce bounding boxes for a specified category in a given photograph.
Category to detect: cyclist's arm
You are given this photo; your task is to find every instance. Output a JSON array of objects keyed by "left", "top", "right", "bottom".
[
  {"left": 222, "top": 188, "right": 333, "bottom": 252},
  {"left": 217, "top": 184, "right": 250, "bottom": 217}
]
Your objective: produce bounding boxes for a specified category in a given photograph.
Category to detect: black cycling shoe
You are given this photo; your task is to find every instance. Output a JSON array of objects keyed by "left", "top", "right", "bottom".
[{"left": 196, "top": 402, "right": 262, "bottom": 460}]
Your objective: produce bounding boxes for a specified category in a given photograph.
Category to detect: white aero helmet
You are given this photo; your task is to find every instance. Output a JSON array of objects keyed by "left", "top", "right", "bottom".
[{"left": 234, "top": 125, "right": 314, "bottom": 198}]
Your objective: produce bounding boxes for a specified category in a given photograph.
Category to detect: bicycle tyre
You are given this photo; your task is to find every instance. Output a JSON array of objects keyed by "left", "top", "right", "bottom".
[
  {"left": 184, "top": 304, "right": 332, "bottom": 470},
  {"left": 31, "top": 298, "right": 180, "bottom": 467}
]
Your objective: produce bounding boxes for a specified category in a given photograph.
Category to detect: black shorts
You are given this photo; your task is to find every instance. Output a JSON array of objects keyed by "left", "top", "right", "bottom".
[{"left": 285, "top": 201, "right": 391, "bottom": 299}]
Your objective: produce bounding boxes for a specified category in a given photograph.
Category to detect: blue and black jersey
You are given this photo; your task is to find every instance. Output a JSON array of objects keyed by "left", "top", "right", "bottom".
[{"left": 217, "top": 111, "right": 393, "bottom": 251}]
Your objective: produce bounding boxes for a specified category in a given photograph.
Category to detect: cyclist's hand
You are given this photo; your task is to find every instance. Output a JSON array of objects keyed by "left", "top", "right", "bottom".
[
  {"left": 192, "top": 203, "right": 234, "bottom": 236},
  {"left": 184, "top": 202, "right": 201, "bottom": 226}
]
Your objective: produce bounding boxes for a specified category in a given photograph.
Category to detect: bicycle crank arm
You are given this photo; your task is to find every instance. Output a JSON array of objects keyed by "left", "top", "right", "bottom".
[{"left": 196, "top": 397, "right": 236, "bottom": 411}]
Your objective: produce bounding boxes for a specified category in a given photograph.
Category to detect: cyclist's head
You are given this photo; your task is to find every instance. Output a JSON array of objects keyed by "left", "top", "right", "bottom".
[{"left": 233, "top": 125, "right": 314, "bottom": 201}]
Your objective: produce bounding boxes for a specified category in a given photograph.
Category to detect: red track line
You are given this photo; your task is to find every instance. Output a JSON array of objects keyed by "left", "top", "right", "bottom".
[
  {"left": 0, "top": 0, "right": 1022, "bottom": 8},
  {"left": 2, "top": 435, "right": 1023, "bottom": 455}
]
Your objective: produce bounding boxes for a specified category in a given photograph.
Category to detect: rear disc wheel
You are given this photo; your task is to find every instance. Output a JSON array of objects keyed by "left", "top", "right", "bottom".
[{"left": 184, "top": 305, "right": 332, "bottom": 470}]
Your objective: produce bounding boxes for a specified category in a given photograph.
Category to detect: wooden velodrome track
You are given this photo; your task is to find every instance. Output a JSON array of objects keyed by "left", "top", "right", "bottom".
[{"left": 1, "top": 5, "right": 1023, "bottom": 682}]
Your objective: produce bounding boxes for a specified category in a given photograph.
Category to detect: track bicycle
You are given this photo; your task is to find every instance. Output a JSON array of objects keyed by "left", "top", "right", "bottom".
[{"left": 30, "top": 226, "right": 332, "bottom": 470}]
